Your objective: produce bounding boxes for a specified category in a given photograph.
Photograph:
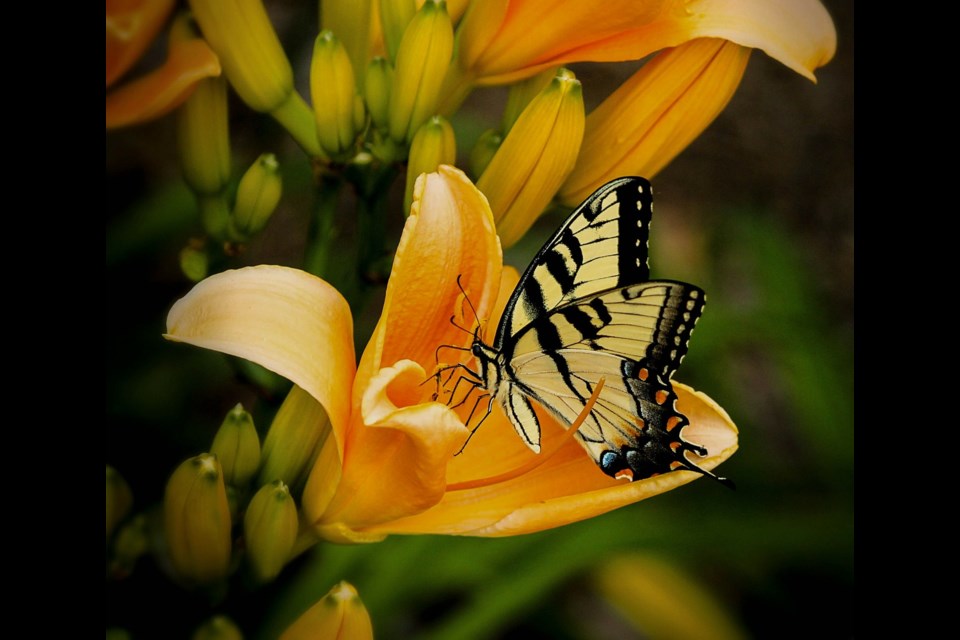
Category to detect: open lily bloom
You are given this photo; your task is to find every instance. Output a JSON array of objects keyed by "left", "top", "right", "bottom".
[
  {"left": 166, "top": 166, "right": 738, "bottom": 543},
  {"left": 106, "top": 0, "right": 221, "bottom": 128}
]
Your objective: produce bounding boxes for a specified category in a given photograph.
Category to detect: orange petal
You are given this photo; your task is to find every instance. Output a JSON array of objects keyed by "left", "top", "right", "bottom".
[
  {"left": 357, "top": 166, "right": 502, "bottom": 394},
  {"left": 106, "top": 38, "right": 221, "bottom": 128},
  {"left": 314, "top": 360, "right": 468, "bottom": 538},
  {"left": 106, "top": 0, "right": 177, "bottom": 87},
  {"left": 165, "top": 266, "right": 356, "bottom": 448},
  {"left": 460, "top": 0, "right": 834, "bottom": 84},
  {"left": 361, "top": 382, "right": 737, "bottom": 536},
  {"left": 559, "top": 38, "right": 750, "bottom": 206}
]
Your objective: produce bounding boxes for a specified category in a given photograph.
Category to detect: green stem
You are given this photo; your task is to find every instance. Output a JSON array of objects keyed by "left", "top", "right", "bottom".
[
  {"left": 270, "top": 92, "right": 324, "bottom": 158},
  {"left": 352, "top": 163, "right": 399, "bottom": 283},
  {"left": 303, "top": 173, "right": 343, "bottom": 280}
]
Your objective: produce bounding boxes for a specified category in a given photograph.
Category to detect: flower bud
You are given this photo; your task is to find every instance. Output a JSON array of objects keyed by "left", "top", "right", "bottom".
[
  {"left": 477, "top": 67, "right": 584, "bottom": 247},
  {"left": 163, "top": 454, "right": 232, "bottom": 585},
  {"left": 320, "top": 0, "right": 373, "bottom": 87},
  {"left": 210, "top": 403, "right": 261, "bottom": 488},
  {"left": 379, "top": 0, "right": 417, "bottom": 62},
  {"left": 193, "top": 615, "right": 243, "bottom": 640},
  {"left": 404, "top": 116, "right": 456, "bottom": 214},
  {"left": 364, "top": 57, "right": 393, "bottom": 131},
  {"left": 469, "top": 129, "right": 502, "bottom": 180},
  {"left": 106, "top": 465, "right": 133, "bottom": 540},
  {"left": 502, "top": 67, "right": 556, "bottom": 134},
  {"left": 177, "top": 75, "right": 231, "bottom": 196},
  {"left": 110, "top": 514, "right": 150, "bottom": 578},
  {"left": 230, "top": 153, "right": 282, "bottom": 240},
  {"left": 311, "top": 32, "right": 360, "bottom": 159},
  {"left": 279, "top": 581, "right": 373, "bottom": 640},
  {"left": 244, "top": 480, "right": 298, "bottom": 583},
  {"left": 259, "top": 386, "right": 333, "bottom": 494},
  {"left": 189, "top": 0, "right": 321, "bottom": 156},
  {"left": 388, "top": 0, "right": 454, "bottom": 144},
  {"left": 180, "top": 243, "right": 210, "bottom": 283}
]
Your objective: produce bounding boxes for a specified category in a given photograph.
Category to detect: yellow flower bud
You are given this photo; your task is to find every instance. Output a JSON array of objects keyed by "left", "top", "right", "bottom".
[
  {"left": 188, "top": 0, "right": 292, "bottom": 113},
  {"left": 320, "top": 0, "right": 373, "bottom": 87},
  {"left": 177, "top": 75, "right": 231, "bottom": 196},
  {"left": 106, "top": 465, "right": 133, "bottom": 540},
  {"left": 364, "top": 57, "right": 393, "bottom": 131},
  {"left": 404, "top": 115, "right": 455, "bottom": 214},
  {"left": 388, "top": 0, "right": 454, "bottom": 144},
  {"left": 193, "top": 615, "right": 243, "bottom": 640},
  {"left": 210, "top": 403, "right": 261, "bottom": 488},
  {"left": 469, "top": 129, "right": 502, "bottom": 180},
  {"left": 180, "top": 243, "right": 209, "bottom": 283},
  {"left": 259, "top": 386, "right": 333, "bottom": 494},
  {"left": 230, "top": 153, "right": 282, "bottom": 240},
  {"left": 477, "top": 67, "right": 584, "bottom": 247},
  {"left": 380, "top": 0, "right": 417, "bottom": 62},
  {"left": 501, "top": 67, "right": 556, "bottom": 134},
  {"left": 244, "top": 480, "right": 298, "bottom": 583},
  {"left": 163, "top": 454, "right": 232, "bottom": 585},
  {"left": 189, "top": 0, "right": 321, "bottom": 156},
  {"left": 279, "top": 581, "right": 373, "bottom": 640},
  {"left": 311, "top": 32, "right": 359, "bottom": 159}
]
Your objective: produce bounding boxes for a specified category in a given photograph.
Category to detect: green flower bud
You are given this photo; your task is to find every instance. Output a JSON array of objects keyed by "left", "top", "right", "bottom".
[
  {"left": 259, "top": 386, "right": 332, "bottom": 495},
  {"left": 106, "top": 465, "right": 133, "bottom": 540},
  {"left": 163, "top": 454, "right": 232, "bottom": 585},
  {"left": 280, "top": 582, "right": 373, "bottom": 640},
  {"left": 388, "top": 0, "right": 454, "bottom": 144},
  {"left": 469, "top": 129, "right": 502, "bottom": 180},
  {"left": 380, "top": 0, "right": 417, "bottom": 62},
  {"left": 177, "top": 75, "right": 231, "bottom": 196},
  {"left": 364, "top": 57, "right": 393, "bottom": 131},
  {"left": 180, "top": 243, "right": 209, "bottom": 283},
  {"left": 404, "top": 115, "right": 456, "bottom": 214},
  {"left": 311, "top": 32, "right": 359, "bottom": 159},
  {"left": 198, "top": 194, "right": 232, "bottom": 240},
  {"left": 230, "top": 153, "right": 282, "bottom": 240},
  {"left": 193, "top": 615, "right": 243, "bottom": 640},
  {"left": 244, "top": 480, "right": 298, "bottom": 583},
  {"left": 110, "top": 514, "right": 149, "bottom": 578},
  {"left": 210, "top": 404, "right": 261, "bottom": 488}
]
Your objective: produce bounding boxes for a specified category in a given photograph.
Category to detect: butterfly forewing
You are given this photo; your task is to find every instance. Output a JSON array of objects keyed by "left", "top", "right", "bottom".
[{"left": 495, "top": 177, "right": 652, "bottom": 348}]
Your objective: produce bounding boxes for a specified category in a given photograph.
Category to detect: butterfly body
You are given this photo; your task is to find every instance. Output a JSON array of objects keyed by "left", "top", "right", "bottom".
[{"left": 468, "top": 177, "right": 728, "bottom": 485}]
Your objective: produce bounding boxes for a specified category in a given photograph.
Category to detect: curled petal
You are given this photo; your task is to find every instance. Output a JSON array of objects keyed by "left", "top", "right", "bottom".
[
  {"left": 106, "top": 0, "right": 177, "bottom": 87},
  {"left": 362, "top": 382, "right": 737, "bottom": 537},
  {"left": 106, "top": 38, "right": 221, "bottom": 128},
  {"left": 165, "top": 266, "right": 356, "bottom": 445},
  {"left": 314, "top": 360, "right": 468, "bottom": 538},
  {"left": 560, "top": 38, "right": 750, "bottom": 205},
  {"left": 358, "top": 166, "right": 501, "bottom": 393},
  {"left": 460, "top": 0, "right": 834, "bottom": 84}
]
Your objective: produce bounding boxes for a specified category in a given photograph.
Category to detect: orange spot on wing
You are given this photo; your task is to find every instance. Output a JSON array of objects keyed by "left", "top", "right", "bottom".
[
  {"left": 614, "top": 468, "right": 634, "bottom": 481},
  {"left": 665, "top": 416, "right": 681, "bottom": 432},
  {"left": 655, "top": 389, "right": 669, "bottom": 405},
  {"left": 638, "top": 367, "right": 649, "bottom": 381}
]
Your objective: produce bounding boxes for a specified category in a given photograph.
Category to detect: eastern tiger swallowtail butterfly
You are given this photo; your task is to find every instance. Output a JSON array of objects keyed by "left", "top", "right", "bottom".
[{"left": 451, "top": 176, "right": 730, "bottom": 486}]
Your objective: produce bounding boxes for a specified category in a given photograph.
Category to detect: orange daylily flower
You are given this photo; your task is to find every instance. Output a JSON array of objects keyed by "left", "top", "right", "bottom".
[
  {"left": 106, "top": 1, "right": 221, "bottom": 128},
  {"left": 166, "top": 166, "right": 737, "bottom": 543},
  {"left": 457, "top": 0, "right": 835, "bottom": 85}
]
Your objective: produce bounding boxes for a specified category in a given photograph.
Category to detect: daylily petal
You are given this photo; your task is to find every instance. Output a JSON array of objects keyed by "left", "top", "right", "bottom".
[
  {"left": 165, "top": 266, "right": 356, "bottom": 443},
  {"left": 357, "top": 165, "right": 501, "bottom": 391},
  {"left": 106, "top": 0, "right": 177, "bottom": 87},
  {"left": 313, "top": 360, "right": 468, "bottom": 538},
  {"left": 459, "top": 0, "right": 835, "bottom": 84},
  {"left": 361, "top": 383, "right": 737, "bottom": 537},
  {"left": 105, "top": 38, "right": 221, "bottom": 128},
  {"left": 559, "top": 38, "right": 750, "bottom": 206}
]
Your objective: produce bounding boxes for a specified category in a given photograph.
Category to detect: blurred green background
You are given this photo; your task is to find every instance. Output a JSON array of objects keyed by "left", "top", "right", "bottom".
[{"left": 106, "top": 1, "right": 852, "bottom": 637}]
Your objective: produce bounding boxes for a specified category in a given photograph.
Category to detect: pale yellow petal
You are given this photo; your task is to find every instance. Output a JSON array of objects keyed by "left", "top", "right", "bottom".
[{"left": 165, "top": 266, "right": 356, "bottom": 442}]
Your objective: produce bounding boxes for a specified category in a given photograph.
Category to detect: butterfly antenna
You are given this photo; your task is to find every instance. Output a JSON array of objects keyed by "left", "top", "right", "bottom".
[{"left": 456, "top": 274, "right": 483, "bottom": 337}]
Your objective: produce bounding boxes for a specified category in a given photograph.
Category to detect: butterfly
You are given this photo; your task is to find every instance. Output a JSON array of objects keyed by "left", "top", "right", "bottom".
[{"left": 451, "top": 176, "right": 730, "bottom": 486}]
